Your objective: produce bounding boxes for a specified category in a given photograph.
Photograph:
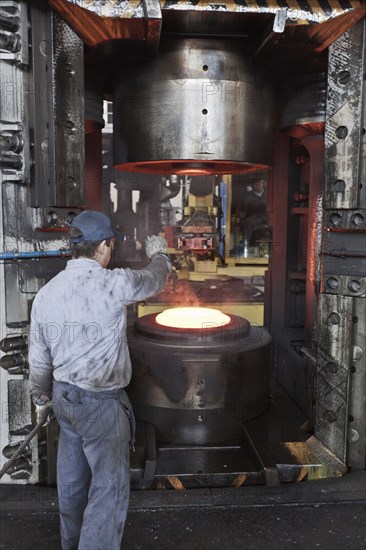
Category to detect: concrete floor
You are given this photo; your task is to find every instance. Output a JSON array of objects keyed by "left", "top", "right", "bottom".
[
  {"left": 1, "top": 473, "right": 366, "bottom": 550},
  {"left": 1, "top": 502, "right": 366, "bottom": 550}
]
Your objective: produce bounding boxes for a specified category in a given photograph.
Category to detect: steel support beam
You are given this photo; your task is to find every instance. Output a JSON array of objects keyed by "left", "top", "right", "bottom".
[{"left": 315, "top": 19, "right": 366, "bottom": 469}]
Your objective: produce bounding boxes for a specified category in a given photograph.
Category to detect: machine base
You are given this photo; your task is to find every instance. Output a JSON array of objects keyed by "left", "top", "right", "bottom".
[{"left": 130, "top": 382, "right": 347, "bottom": 490}]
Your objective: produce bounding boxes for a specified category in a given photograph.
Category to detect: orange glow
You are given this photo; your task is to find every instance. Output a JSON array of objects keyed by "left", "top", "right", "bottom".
[
  {"left": 114, "top": 160, "right": 268, "bottom": 176},
  {"left": 155, "top": 307, "right": 231, "bottom": 329}
]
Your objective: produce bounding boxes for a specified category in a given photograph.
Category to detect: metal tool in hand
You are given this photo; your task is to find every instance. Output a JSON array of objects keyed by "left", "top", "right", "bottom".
[{"left": 0, "top": 402, "right": 53, "bottom": 479}]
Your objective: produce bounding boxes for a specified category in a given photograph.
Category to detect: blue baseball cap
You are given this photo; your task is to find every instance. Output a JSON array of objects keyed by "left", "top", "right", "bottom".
[{"left": 70, "top": 211, "right": 116, "bottom": 243}]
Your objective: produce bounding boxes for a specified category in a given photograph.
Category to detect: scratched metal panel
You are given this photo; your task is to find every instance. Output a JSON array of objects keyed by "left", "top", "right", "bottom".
[
  {"left": 321, "top": 274, "right": 366, "bottom": 298},
  {"left": 360, "top": 49, "right": 366, "bottom": 211},
  {"left": 322, "top": 230, "right": 366, "bottom": 277},
  {"left": 28, "top": 1, "right": 55, "bottom": 207},
  {"left": 315, "top": 294, "right": 354, "bottom": 462},
  {"left": 347, "top": 297, "right": 366, "bottom": 469},
  {"left": 0, "top": 1, "right": 47, "bottom": 485},
  {"left": 324, "top": 20, "right": 365, "bottom": 209},
  {"left": 49, "top": 12, "right": 85, "bottom": 207},
  {"left": 8, "top": 379, "right": 32, "bottom": 435}
]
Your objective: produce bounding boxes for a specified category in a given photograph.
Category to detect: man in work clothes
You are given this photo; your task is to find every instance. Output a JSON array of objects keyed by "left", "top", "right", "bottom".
[{"left": 29, "top": 210, "right": 171, "bottom": 550}]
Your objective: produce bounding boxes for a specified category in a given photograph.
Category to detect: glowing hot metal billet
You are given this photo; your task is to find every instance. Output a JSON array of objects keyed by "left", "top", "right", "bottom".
[{"left": 155, "top": 307, "right": 231, "bottom": 329}]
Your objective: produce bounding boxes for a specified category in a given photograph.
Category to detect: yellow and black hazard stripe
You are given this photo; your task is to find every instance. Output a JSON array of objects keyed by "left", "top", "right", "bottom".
[
  {"left": 162, "top": 0, "right": 364, "bottom": 23},
  {"left": 232, "top": 0, "right": 361, "bottom": 11}
]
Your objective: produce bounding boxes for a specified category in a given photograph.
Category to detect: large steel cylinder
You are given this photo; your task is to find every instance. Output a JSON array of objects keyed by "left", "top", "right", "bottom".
[
  {"left": 114, "top": 39, "right": 274, "bottom": 175},
  {"left": 280, "top": 73, "right": 326, "bottom": 138},
  {"left": 127, "top": 313, "right": 271, "bottom": 444}
]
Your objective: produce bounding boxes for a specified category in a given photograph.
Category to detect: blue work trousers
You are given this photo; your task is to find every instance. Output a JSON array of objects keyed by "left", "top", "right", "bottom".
[{"left": 53, "top": 380, "right": 134, "bottom": 550}]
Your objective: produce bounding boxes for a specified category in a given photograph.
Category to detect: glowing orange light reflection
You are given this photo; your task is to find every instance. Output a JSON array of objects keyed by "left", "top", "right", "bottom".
[{"left": 155, "top": 307, "right": 231, "bottom": 329}]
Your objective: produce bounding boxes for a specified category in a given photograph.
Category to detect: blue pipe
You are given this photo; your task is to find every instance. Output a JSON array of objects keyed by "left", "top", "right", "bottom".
[{"left": 0, "top": 250, "right": 70, "bottom": 260}]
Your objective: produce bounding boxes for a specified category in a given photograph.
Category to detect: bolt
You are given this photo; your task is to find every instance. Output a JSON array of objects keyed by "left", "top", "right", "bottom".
[
  {"left": 5, "top": 134, "right": 23, "bottom": 153},
  {"left": 64, "top": 63, "right": 75, "bottom": 75},
  {"left": 67, "top": 211, "right": 76, "bottom": 224},
  {"left": 66, "top": 176, "right": 77, "bottom": 190},
  {"left": 329, "top": 212, "right": 342, "bottom": 227},
  {"left": 326, "top": 362, "right": 338, "bottom": 375},
  {"left": 336, "top": 126, "right": 348, "bottom": 139},
  {"left": 0, "top": 31, "right": 20, "bottom": 53},
  {"left": 328, "top": 312, "right": 340, "bottom": 325},
  {"left": 64, "top": 120, "right": 76, "bottom": 135},
  {"left": 350, "top": 213, "right": 364, "bottom": 227},
  {"left": 326, "top": 277, "right": 339, "bottom": 291},
  {"left": 47, "top": 211, "right": 58, "bottom": 225},
  {"left": 353, "top": 346, "right": 363, "bottom": 360},
  {"left": 197, "top": 415, "right": 203, "bottom": 422},
  {"left": 334, "top": 179, "right": 346, "bottom": 193},
  {"left": 349, "top": 429, "right": 360, "bottom": 443},
  {"left": 41, "top": 138, "right": 49, "bottom": 152},
  {"left": 348, "top": 280, "right": 361, "bottom": 293},
  {"left": 338, "top": 70, "right": 351, "bottom": 85}
]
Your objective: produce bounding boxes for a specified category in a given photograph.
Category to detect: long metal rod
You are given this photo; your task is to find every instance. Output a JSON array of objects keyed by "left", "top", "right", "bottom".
[
  {"left": 0, "top": 404, "right": 53, "bottom": 479},
  {"left": 0, "top": 250, "right": 70, "bottom": 260}
]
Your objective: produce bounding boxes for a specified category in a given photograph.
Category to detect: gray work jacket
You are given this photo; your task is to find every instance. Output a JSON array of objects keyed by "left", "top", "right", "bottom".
[{"left": 29, "top": 255, "right": 170, "bottom": 398}]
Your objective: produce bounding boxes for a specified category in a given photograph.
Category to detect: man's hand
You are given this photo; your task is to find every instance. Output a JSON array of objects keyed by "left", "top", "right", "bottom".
[
  {"left": 34, "top": 395, "right": 53, "bottom": 426},
  {"left": 145, "top": 235, "right": 168, "bottom": 259}
]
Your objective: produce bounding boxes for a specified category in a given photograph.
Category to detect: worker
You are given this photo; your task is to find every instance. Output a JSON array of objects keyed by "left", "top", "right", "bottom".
[{"left": 29, "top": 210, "right": 171, "bottom": 550}]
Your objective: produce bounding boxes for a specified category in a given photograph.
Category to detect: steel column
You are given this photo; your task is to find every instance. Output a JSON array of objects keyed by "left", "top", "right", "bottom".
[{"left": 315, "top": 19, "right": 366, "bottom": 469}]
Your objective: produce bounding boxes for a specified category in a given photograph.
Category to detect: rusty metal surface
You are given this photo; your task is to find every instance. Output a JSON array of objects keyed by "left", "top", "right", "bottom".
[{"left": 49, "top": 0, "right": 146, "bottom": 46}]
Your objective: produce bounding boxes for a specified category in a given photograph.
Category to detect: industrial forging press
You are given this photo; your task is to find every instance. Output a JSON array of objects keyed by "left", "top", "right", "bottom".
[{"left": 0, "top": 0, "right": 365, "bottom": 491}]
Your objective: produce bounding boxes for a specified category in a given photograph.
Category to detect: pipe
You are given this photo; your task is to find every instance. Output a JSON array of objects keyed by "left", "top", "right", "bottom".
[{"left": 0, "top": 250, "right": 70, "bottom": 260}]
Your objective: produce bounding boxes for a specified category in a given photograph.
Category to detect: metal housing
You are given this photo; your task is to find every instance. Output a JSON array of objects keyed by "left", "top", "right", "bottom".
[
  {"left": 127, "top": 314, "right": 271, "bottom": 444},
  {"left": 114, "top": 38, "right": 274, "bottom": 175}
]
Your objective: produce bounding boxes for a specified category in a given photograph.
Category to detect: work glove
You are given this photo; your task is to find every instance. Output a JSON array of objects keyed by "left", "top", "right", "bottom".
[
  {"left": 145, "top": 235, "right": 168, "bottom": 259},
  {"left": 34, "top": 395, "right": 53, "bottom": 426},
  {"left": 145, "top": 235, "right": 172, "bottom": 273}
]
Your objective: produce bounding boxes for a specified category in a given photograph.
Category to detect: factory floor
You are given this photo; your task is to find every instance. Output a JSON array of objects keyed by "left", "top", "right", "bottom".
[{"left": 1, "top": 472, "right": 365, "bottom": 550}]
